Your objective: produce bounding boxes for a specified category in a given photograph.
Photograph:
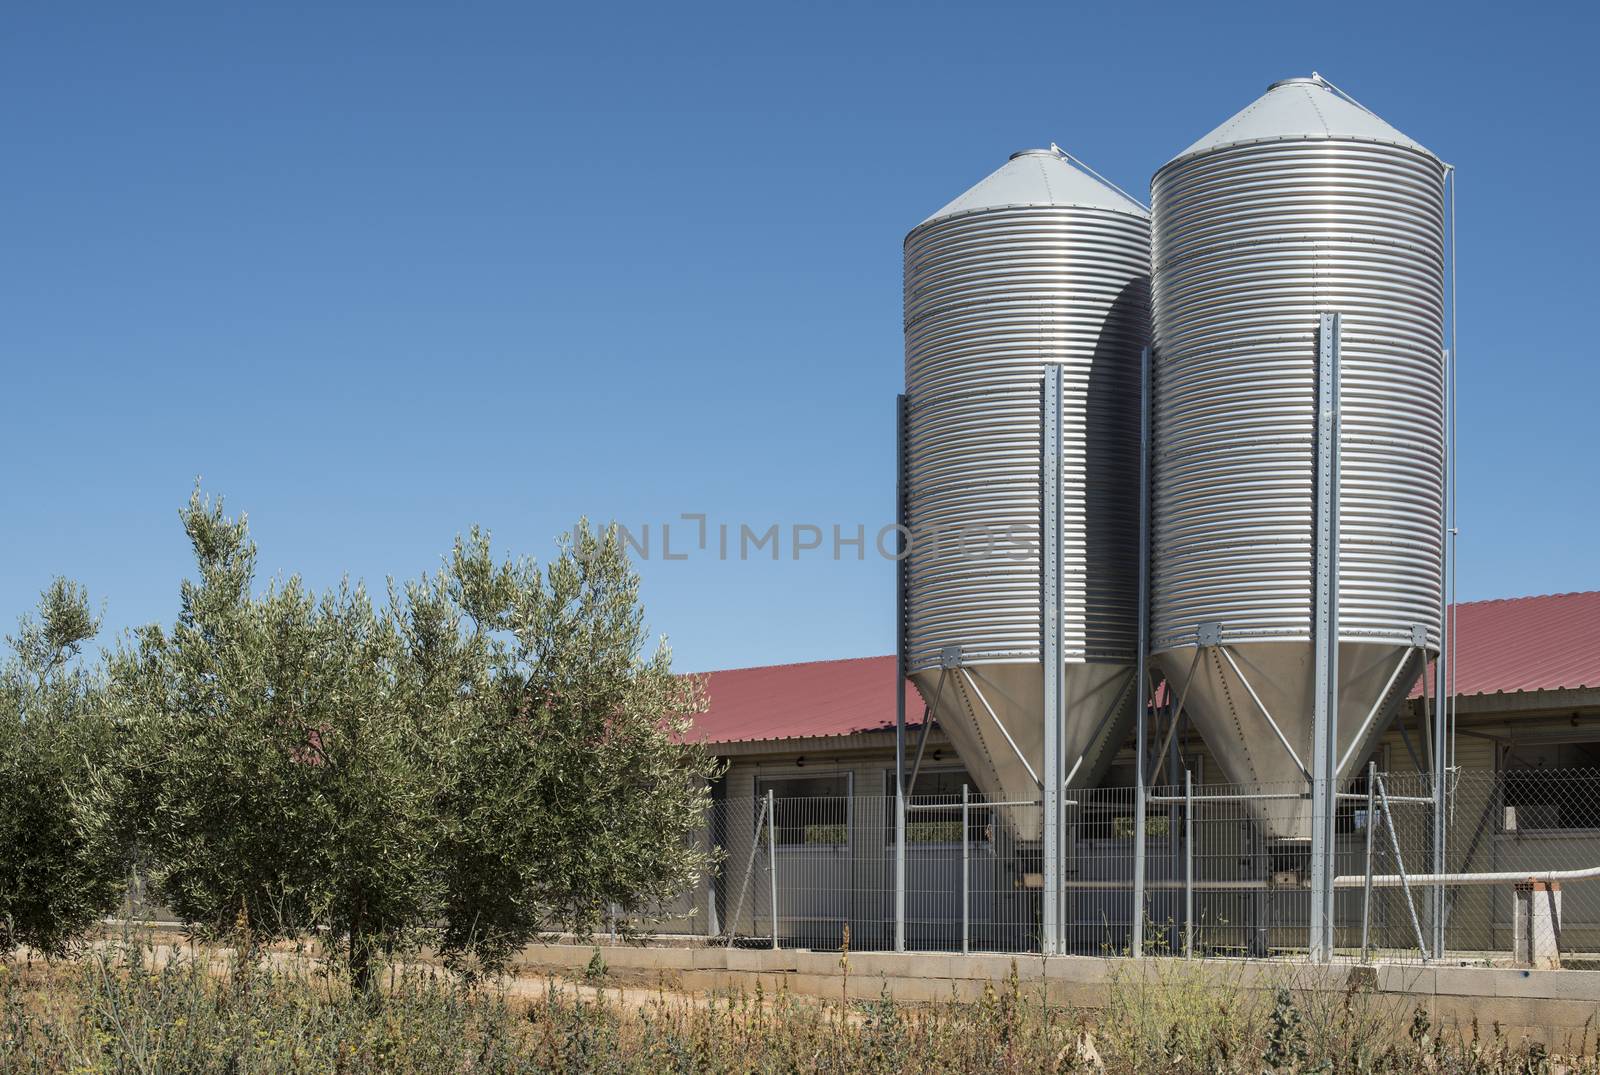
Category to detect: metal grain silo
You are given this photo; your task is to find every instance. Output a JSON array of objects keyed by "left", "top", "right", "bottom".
[
  {"left": 903, "top": 148, "right": 1150, "bottom": 836},
  {"left": 1149, "top": 76, "right": 1447, "bottom": 842}
]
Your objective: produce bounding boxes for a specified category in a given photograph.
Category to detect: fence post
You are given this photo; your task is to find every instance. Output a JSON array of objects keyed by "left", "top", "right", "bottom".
[
  {"left": 705, "top": 802, "right": 721, "bottom": 939},
  {"left": 1184, "top": 769, "right": 1194, "bottom": 959},
  {"left": 766, "top": 789, "right": 779, "bottom": 950},
  {"left": 1431, "top": 701, "right": 1449, "bottom": 960},
  {"left": 962, "top": 783, "right": 970, "bottom": 956},
  {"left": 1361, "top": 761, "right": 1377, "bottom": 960}
]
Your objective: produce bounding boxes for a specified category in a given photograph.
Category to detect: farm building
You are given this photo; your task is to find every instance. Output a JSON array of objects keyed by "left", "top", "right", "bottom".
[{"left": 673, "top": 591, "right": 1600, "bottom": 960}]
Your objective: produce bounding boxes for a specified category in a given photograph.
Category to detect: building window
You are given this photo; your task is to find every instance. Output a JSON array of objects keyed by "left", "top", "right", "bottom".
[
  {"left": 1339, "top": 765, "right": 1371, "bottom": 836},
  {"left": 755, "top": 774, "right": 851, "bottom": 846},
  {"left": 1500, "top": 741, "right": 1600, "bottom": 832}
]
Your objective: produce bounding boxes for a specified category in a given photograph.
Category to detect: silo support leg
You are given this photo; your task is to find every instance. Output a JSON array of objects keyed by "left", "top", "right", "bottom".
[
  {"left": 1309, "top": 313, "right": 1342, "bottom": 962},
  {"left": 1041, "top": 366, "right": 1064, "bottom": 956},
  {"left": 894, "top": 393, "right": 907, "bottom": 953},
  {"left": 1132, "top": 346, "right": 1152, "bottom": 958}
]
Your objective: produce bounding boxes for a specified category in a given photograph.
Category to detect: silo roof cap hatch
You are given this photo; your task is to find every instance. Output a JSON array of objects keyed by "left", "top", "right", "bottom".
[
  {"left": 919, "top": 146, "right": 1149, "bottom": 227},
  {"left": 1167, "top": 74, "right": 1437, "bottom": 165}
]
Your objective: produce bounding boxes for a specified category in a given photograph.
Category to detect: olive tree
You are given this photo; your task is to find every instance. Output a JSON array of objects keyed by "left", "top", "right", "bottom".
[
  {"left": 119, "top": 492, "right": 438, "bottom": 987},
  {"left": 0, "top": 579, "right": 128, "bottom": 957},
  {"left": 412, "top": 522, "right": 721, "bottom": 974},
  {"left": 124, "top": 493, "right": 719, "bottom": 983}
]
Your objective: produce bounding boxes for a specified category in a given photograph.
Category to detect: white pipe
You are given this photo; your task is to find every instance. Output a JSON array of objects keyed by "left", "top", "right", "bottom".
[
  {"left": 1066, "top": 865, "right": 1600, "bottom": 893},
  {"left": 1061, "top": 879, "right": 1266, "bottom": 892},
  {"left": 1335, "top": 865, "right": 1600, "bottom": 889},
  {"left": 1057, "top": 866, "right": 1600, "bottom": 894}
]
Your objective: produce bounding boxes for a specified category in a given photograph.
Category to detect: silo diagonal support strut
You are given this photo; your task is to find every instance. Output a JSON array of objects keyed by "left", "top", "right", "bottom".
[
  {"left": 905, "top": 668, "right": 947, "bottom": 799},
  {"left": 1376, "top": 774, "right": 1431, "bottom": 961},
  {"left": 1336, "top": 646, "right": 1421, "bottom": 776},
  {"left": 725, "top": 794, "right": 771, "bottom": 948},
  {"left": 1217, "top": 645, "right": 1312, "bottom": 781},
  {"left": 963, "top": 667, "right": 1042, "bottom": 789},
  {"left": 1064, "top": 667, "right": 1137, "bottom": 789},
  {"left": 1147, "top": 647, "right": 1203, "bottom": 786}
]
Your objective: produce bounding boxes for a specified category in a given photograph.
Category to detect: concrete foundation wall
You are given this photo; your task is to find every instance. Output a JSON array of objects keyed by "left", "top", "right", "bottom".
[{"left": 514, "top": 943, "right": 1600, "bottom": 1051}]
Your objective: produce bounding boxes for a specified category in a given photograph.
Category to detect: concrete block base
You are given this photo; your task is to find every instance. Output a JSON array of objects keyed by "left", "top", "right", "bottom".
[
  {"left": 511, "top": 943, "right": 1600, "bottom": 1051},
  {"left": 1513, "top": 882, "right": 1563, "bottom": 969}
]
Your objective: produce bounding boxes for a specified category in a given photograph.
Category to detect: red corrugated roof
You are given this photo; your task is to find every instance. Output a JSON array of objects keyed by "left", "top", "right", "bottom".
[
  {"left": 1410, "top": 590, "right": 1600, "bottom": 699},
  {"left": 690, "top": 592, "right": 1600, "bottom": 746},
  {"left": 687, "top": 656, "right": 918, "bottom": 745}
]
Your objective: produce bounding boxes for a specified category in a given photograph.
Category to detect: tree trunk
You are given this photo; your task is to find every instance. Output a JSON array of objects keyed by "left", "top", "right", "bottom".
[
  {"left": 350, "top": 899, "right": 373, "bottom": 994},
  {"left": 351, "top": 942, "right": 373, "bottom": 994}
]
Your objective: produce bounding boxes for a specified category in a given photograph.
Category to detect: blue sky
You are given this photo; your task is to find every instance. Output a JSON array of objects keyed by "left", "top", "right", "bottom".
[{"left": 2, "top": 1, "right": 1595, "bottom": 672}]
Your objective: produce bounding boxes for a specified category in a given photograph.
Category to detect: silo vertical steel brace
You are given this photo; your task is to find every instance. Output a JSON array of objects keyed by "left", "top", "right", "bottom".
[
  {"left": 1132, "top": 345, "right": 1152, "bottom": 957},
  {"left": 894, "top": 393, "right": 907, "bottom": 953},
  {"left": 1042, "top": 366, "right": 1065, "bottom": 955},
  {"left": 1432, "top": 163, "right": 1458, "bottom": 959},
  {"left": 1310, "top": 313, "right": 1343, "bottom": 962},
  {"left": 1431, "top": 345, "right": 1449, "bottom": 958}
]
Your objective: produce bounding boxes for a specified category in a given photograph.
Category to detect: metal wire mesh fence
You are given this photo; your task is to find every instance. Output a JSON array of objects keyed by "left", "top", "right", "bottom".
[
  {"left": 650, "top": 768, "right": 1600, "bottom": 967},
  {"left": 662, "top": 793, "right": 1048, "bottom": 953},
  {"left": 1372, "top": 767, "right": 1600, "bottom": 966}
]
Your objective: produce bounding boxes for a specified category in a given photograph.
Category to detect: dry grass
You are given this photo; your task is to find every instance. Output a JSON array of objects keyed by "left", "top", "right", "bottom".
[{"left": 2, "top": 937, "right": 1595, "bottom": 1073}]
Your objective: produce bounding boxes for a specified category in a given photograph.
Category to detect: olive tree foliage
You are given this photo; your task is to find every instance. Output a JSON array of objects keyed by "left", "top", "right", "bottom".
[
  {"left": 118, "top": 491, "right": 438, "bottom": 987},
  {"left": 121, "top": 491, "right": 719, "bottom": 982},
  {"left": 0, "top": 578, "right": 128, "bottom": 957},
  {"left": 416, "top": 522, "right": 722, "bottom": 973}
]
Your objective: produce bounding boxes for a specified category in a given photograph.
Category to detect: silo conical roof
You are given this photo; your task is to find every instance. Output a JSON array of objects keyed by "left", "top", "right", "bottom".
[
  {"left": 920, "top": 148, "right": 1148, "bottom": 227},
  {"left": 1168, "top": 76, "right": 1434, "bottom": 164}
]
